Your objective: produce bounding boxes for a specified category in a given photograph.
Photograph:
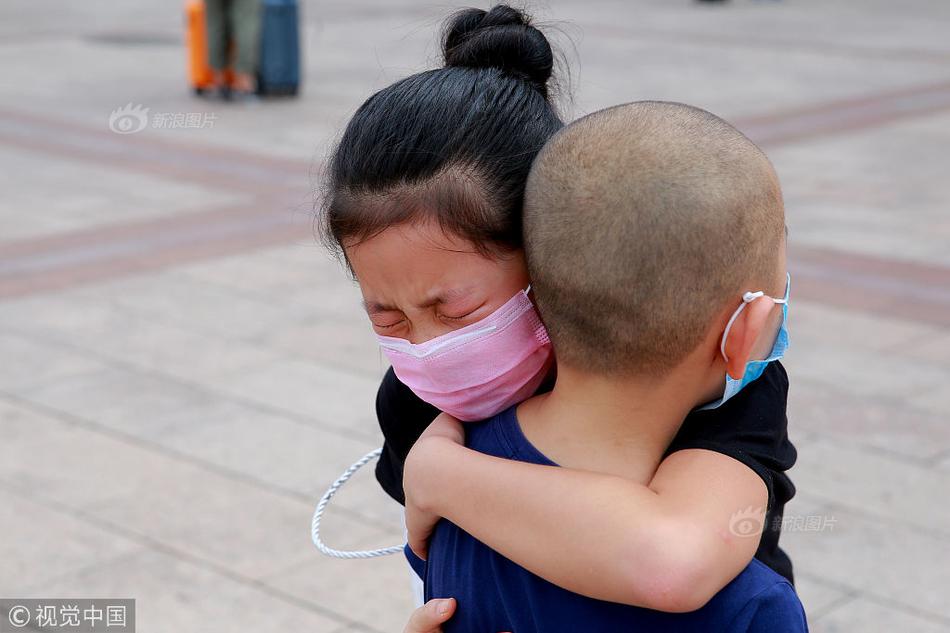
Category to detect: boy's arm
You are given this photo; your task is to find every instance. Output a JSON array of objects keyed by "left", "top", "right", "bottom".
[{"left": 405, "top": 418, "right": 767, "bottom": 613}]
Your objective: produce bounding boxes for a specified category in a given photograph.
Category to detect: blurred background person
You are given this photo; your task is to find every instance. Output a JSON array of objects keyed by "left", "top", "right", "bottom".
[{"left": 205, "top": 0, "right": 262, "bottom": 98}]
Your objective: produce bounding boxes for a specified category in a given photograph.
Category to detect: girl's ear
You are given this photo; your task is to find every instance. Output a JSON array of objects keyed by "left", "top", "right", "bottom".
[{"left": 722, "top": 296, "right": 775, "bottom": 380}]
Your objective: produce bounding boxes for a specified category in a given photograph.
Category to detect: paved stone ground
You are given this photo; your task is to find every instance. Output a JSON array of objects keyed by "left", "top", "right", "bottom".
[{"left": 1, "top": 0, "right": 949, "bottom": 631}]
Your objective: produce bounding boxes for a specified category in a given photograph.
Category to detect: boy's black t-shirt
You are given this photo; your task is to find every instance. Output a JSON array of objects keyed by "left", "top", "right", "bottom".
[{"left": 374, "top": 361, "right": 797, "bottom": 584}]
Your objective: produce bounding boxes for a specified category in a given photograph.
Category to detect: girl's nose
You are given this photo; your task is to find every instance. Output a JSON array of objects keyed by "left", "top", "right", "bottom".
[{"left": 407, "top": 315, "right": 454, "bottom": 345}]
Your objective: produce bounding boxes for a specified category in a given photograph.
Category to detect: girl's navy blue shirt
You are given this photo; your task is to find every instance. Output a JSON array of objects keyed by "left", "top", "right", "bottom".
[{"left": 374, "top": 361, "right": 797, "bottom": 583}]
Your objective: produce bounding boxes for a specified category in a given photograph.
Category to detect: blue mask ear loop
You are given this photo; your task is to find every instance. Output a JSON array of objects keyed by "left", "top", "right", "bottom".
[{"left": 720, "top": 273, "right": 790, "bottom": 363}]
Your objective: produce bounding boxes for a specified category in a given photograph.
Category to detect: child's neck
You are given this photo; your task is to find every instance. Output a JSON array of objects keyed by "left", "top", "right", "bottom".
[{"left": 516, "top": 364, "right": 703, "bottom": 484}]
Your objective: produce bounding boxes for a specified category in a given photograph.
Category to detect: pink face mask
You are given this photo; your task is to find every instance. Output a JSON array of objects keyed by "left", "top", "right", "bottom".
[{"left": 376, "top": 288, "right": 554, "bottom": 421}]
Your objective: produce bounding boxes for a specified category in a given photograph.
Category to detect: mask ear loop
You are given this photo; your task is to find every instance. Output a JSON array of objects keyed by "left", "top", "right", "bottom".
[{"left": 719, "top": 288, "right": 789, "bottom": 363}]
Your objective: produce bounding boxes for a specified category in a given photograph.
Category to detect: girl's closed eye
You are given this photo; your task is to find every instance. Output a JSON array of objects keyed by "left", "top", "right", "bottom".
[
  {"left": 440, "top": 300, "right": 487, "bottom": 323},
  {"left": 365, "top": 303, "right": 407, "bottom": 332},
  {"left": 373, "top": 318, "right": 405, "bottom": 330}
]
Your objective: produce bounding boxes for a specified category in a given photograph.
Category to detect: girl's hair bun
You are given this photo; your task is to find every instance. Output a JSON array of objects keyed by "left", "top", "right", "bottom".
[{"left": 443, "top": 4, "right": 554, "bottom": 97}]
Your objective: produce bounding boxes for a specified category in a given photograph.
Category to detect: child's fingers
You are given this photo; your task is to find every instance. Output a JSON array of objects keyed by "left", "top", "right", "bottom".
[
  {"left": 405, "top": 504, "right": 435, "bottom": 560},
  {"left": 403, "top": 598, "right": 456, "bottom": 633},
  {"left": 429, "top": 413, "right": 465, "bottom": 444},
  {"left": 408, "top": 534, "right": 429, "bottom": 561}
]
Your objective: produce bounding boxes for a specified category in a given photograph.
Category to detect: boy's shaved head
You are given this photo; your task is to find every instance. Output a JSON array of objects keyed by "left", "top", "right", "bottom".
[{"left": 524, "top": 101, "right": 786, "bottom": 376}]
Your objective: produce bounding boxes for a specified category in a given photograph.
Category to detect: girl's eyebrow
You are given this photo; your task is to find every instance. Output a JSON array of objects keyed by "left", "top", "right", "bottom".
[
  {"left": 417, "top": 286, "right": 472, "bottom": 309},
  {"left": 363, "top": 300, "right": 398, "bottom": 315},
  {"left": 364, "top": 287, "right": 474, "bottom": 314}
]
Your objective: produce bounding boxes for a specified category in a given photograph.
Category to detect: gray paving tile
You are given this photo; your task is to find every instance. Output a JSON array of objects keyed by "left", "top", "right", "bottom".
[
  {"left": 252, "top": 315, "right": 389, "bottom": 379},
  {"left": 791, "top": 434, "right": 950, "bottom": 536},
  {"left": 64, "top": 315, "right": 280, "bottom": 386},
  {"left": 143, "top": 398, "right": 387, "bottom": 500},
  {"left": 783, "top": 341, "right": 950, "bottom": 401},
  {"left": 20, "top": 365, "right": 219, "bottom": 439},
  {"left": 913, "top": 383, "right": 950, "bottom": 418},
  {"left": 172, "top": 246, "right": 344, "bottom": 296},
  {"left": 0, "top": 333, "right": 106, "bottom": 393},
  {"left": 22, "top": 547, "right": 348, "bottom": 633},
  {"left": 0, "top": 396, "right": 393, "bottom": 580},
  {"left": 793, "top": 301, "right": 943, "bottom": 353},
  {"left": 901, "top": 331, "right": 950, "bottom": 365},
  {"left": 68, "top": 274, "right": 312, "bottom": 341},
  {"left": 788, "top": 376, "right": 950, "bottom": 461},
  {"left": 262, "top": 544, "right": 414, "bottom": 633},
  {"left": 0, "top": 289, "right": 288, "bottom": 390},
  {"left": 780, "top": 506, "right": 950, "bottom": 621},
  {"left": 0, "top": 292, "right": 122, "bottom": 335},
  {"left": 812, "top": 597, "right": 950, "bottom": 633},
  {"left": 215, "top": 357, "right": 383, "bottom": 439},
  {"left": 0, "top": 398, "right": 156, "bottom": 502},
  {"left": 0, "top": 487, "right": 140, "bottom": 595},
  {"left": 790, "top": 574, "right": 853, "bottom": 622}
]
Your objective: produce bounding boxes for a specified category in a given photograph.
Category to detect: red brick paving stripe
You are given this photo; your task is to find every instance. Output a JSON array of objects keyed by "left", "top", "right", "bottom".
[
  {"left": 737, "top": 81, "right": 950, "bottom": 147},
  {"left": 2, "top": 82, "right": 950, "bottom": 331},
  {"left": 0, "top": 198, "right": 307, "bottom": 260},
  {"left": 790, "top": 245, "right": 950, "bottom": 329},
  {"left": 0, "top": 108, "right": 315, "bottom": 196},
  {"left": 0, "top": 198, "right": 312, "bottom": 299},
  {"left": 0, "top": 106, "right": 313, "bottom": 175}
]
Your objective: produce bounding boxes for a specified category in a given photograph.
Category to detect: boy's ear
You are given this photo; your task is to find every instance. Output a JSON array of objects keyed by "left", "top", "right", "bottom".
[{"left": 722, "top": 296, "right": 775, "bottom": 380}]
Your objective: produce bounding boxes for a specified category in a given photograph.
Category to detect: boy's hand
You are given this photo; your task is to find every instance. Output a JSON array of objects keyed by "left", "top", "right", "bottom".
[
  {"left": 403, "top": 598, "right": 456, "bottom": 633},
  {"left": 404, "top": 413, "right": 465, "bottom": 559}
]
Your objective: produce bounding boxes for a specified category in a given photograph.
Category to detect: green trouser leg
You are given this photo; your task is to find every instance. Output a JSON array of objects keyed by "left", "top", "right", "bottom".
[
  {"left": 229, "top": 0, "right": 263, "bottom": 76},
  {"left": 204, "top": 0, "right": 229, "bottom": 72}
]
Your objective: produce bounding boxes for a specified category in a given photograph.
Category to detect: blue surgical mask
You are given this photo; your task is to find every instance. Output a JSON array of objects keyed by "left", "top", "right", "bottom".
[{"left": 698, "top": 273, "right": 790, "bottom": 411}]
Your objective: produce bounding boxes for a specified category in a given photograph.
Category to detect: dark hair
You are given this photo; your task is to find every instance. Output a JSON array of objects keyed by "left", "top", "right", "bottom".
[{"left": 322, "top": 4, "right": 564, "bottom": 259}]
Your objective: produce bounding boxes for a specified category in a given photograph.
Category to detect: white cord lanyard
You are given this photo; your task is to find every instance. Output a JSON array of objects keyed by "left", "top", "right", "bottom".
[{"left": 311, "top": 447, "right": 403, "bottom": 559}]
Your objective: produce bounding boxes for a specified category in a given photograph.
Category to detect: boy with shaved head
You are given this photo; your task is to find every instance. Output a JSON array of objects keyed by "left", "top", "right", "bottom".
[
  {"left": 405, "top": 102, "right": 807, "bottom": 633},
  {"left": 403, "top": 101, "right": 806, "bottom": 632}
]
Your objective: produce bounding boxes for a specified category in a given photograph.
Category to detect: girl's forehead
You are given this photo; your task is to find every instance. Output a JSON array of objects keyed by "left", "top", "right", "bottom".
[
  {"left": 348, "top": 222, "right": 504, "bottom": 279},
  {"left": 347, "top": 221, "right": 477, "bottom": 262}
]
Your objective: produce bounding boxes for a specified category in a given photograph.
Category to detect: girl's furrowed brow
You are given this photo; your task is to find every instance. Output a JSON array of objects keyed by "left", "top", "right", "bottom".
[
  {"left": 363, "top": 300, "right": 399, "bottom": 315},
  {"left": 416, "top": 286, "right": 473, "bottom": 309},
  {"left": 363, "top": 287, "right": 476, "bottom": 313}
]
